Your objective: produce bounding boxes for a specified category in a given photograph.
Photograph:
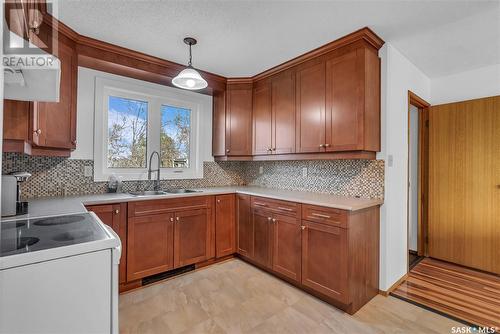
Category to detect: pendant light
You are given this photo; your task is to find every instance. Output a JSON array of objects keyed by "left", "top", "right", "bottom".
[{"left": 172, "top": 37, "right": 208, "bottom": 90}]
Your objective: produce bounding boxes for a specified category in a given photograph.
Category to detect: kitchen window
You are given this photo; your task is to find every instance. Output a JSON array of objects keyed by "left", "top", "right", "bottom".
[{"left": 94, "top": 77, "right": 209, "bottom": 181}]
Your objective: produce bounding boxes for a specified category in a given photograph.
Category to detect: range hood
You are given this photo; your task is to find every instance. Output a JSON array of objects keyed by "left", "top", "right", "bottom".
[{"left": 3, "top": 25, "right": 61, "bottom": 102}]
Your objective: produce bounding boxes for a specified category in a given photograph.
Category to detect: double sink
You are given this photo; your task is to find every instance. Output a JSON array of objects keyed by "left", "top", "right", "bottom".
[{"left": 128, "top": 189, "right": 201, "bottom": 197}]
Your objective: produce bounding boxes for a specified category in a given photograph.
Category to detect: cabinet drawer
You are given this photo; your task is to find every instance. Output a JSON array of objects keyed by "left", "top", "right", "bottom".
[
  {"left": 251, "top": 196, "right": 299, "bottom": 217},
  {"left": 128, "top": 196, "right": 212, "bottom": 217},
  {"left": 302, "top": 205, "right": 347, "bottom": 228}
]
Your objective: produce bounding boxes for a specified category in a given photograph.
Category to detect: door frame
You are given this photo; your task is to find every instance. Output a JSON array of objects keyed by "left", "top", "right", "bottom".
[{"left": 407, "top": 91, "right": 431, "bottom": 268}]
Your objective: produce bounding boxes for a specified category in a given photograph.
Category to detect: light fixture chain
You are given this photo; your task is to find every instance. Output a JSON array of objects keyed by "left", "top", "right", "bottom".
[{"left": 188, "top": 43, "right": 193, "bottom": 67}]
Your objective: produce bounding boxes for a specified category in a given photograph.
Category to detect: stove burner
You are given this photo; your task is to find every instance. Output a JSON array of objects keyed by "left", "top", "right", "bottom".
[
  {"left": 53, "top": 230, "right": 93, "bottom": 242},
  {"left": 3, "top": 222, "right": 27, "bottom": 229},
  {"left": 34, "top": 215, "right": 85, "bottom": 226}
]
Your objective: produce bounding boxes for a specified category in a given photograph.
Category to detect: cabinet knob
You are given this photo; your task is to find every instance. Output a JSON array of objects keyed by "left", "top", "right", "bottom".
[
  {"left": 267, "top": 148, "right": 272, "bottom": 152},
  {"left": 272, "top": 218, "right": 276, "bottom": 223},
  {"left": 324, "top": 144, "right": 330, "bottom": 148},
  {"left": 217, "top": 199, "right": 221, "bottom": 203},
  {"left": 272, "top": 148, "right": 276, "bottom": 151},
  {"left": 319, "top": 144, "right": 324, "bottom": 148},
  {"left": 34, "top": 129, "right": 42, "bottom": 135},
  {"left": 170, "top": 217, "right": 174, "bottom": 222},
  {"left": 114, "top": 209, "right": 119, "bottom": 214},
  {"left": 226, "top": 149, "right": 230, "bottom": 153},
  {"left": 301, "top": 226, "right": 306, "bottom": 230},
  {"left": 176, "top": 216, "right": 180, "bottom": 221},
  {"left": 267, "top": 217, "right": 272, "bottom": 221}
]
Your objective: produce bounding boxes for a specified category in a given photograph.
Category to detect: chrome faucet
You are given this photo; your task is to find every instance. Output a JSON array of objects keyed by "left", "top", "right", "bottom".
[{"left": 148, "top": 151, "right": 161, "bottom": 191}]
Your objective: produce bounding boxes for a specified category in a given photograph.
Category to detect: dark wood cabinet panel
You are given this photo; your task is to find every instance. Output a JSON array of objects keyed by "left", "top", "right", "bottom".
[
  {"left": 252, "top": 81, "right": 272, "bottom": 155},
  {"left": 128, "top": 196, "right": 210, "bottom": 217},
  {"left": 272, "top": 214, "right": 301, "bottom": 282},
  {"left": 301, "top": 220, "right": 349, "bottom": 304},
  {"left": 272, "top": 70, "right": 296, "bottom": 154},
  {"left": 3, "top": 100, "right": 31, "bottom": 141},
  {"left": 237, "top": 194, "right": 253, "bottom": 258},
  {"left": 252, "top": 208, "right": 273, "bottom": 268},
  {"left": 174, "top": 208, "right": 211, "bottom": 267},
  {"left": 87, "top": 203, "right": 127, "bottom": 284},
  {"left": 127, "top": 213, "right": 174, "bottom": 281},
  {"left": 212, "top": 90, "right": 227, "bottom": 157},
  {"left": 32, "top": 41, "right": 77, "bottom": 149},
  {"left": 226, "top": 85, "right": 253, "bottom": 156},
  {"left": 325, "top": 50, "right": 362, "bottom": 151},
  {"left": 295, "top": 59, "right": 326, "bottom": 153},
  {"left": 215, "top": 194, "right": 236, "bottom": 258}
]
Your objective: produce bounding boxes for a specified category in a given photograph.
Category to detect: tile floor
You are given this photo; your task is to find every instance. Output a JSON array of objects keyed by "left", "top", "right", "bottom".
[{"left": 119, "top": 259, "right": 461, "bottom": 334}]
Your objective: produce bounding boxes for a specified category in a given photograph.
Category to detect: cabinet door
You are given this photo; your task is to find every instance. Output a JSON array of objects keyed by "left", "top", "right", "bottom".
[
  {"left": 252, "top": 208, "right": 272, "bottom": 268},
  {"left": 87, "top": 204, "right": 127, "bottom": 284},
  {"left": 212, "top": 90, "right": 226, "bottom": 157},
  {"left": 174, "top": 208, "right": 211, "bottom": 267},
  {"left": 127, "top": 213, "right": 174, "bottom": 281},
  {"left": 237, "top": 194, "right": 253, "bottom": 258},
  {"left": 32, "top": 41, "right": 77, "bottom": 149},
  {"left": 272, "top": 214, "right": 301, "bottom": 282},
  {"left": 252, "top": 82, "right": 272, "bottom": 155},
  {"left": 226, "top": 86, "right": 253, "bottom": 156},
  {"left": 295, "top": 59, "right": 326, "bottom": 153},
  {"left": 301, "top": 221, "right": 349, "bottom": 304},
  {"left": 215, "top": 194, "right": 236, "bottom": 258},
  {"left": 272, "top": 70, "right": 295, "bottom": 154},
  {"left": 325, "top": 49, "right": 363, "bottom": 151}
]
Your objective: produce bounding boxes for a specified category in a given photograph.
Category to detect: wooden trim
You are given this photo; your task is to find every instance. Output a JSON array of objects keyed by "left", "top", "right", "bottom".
[
  {"left": 2, "top": 139, "right": 32, "bottom": 155},
  {"left": 214, "top": 151, "right": 376, "bottom": 161},
  {"left": 409, "top": 91, "right": 431, "bottom": 108},
  {"left": 379, "top": 273, "right": 408, "bottom": 296}
]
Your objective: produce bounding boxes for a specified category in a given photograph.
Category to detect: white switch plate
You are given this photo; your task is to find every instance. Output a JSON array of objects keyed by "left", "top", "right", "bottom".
[
  {"left": 259, "top": 166, "right": 264, "bottom": 174},
  {"left": 302, "top": 167, "right": 308, "bottom": 177},
  {"left": 83, "top": 166, "right": 93, "bottom": 177}
]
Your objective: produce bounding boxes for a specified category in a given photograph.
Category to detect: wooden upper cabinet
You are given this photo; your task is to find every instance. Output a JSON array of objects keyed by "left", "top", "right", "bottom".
[
  {"left": 174, "top": 208, "right": 212, "bottom": 267},
  {"left": 272, "top": 70, "right": 296, "bottom": 154},
  {"left": 212, "top": 90, "right": 227, "bottom": 157},
  {"left": 226, "top": 83, "right": 253, "bottom": 156},
  {"left": 295, "top": 58, "right": 326, "bottom": 153},
  {"left": 215, "top": 194, "right": 236, "bottom": 258},
  {"left": 325, "top": 46, "right": 380, "bottom": 152},
  {"left": 252, "top": 80, "right": 272, "bottom": 155},
  {"left": 32, "top": 40, "right": 77, "bottom": 150}
]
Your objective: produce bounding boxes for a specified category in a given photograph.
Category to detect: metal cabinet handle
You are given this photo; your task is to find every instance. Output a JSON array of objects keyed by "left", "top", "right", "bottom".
[
  {"left": 34, "top": 129, "right": 42, "bottom": 135},
  {"left": 277, "top": 207, "right": 293, "bottom": 212},
  {"left": 301, "top": 226, "right": 306, "bottom": 230},
  {"left": 254, "top": 202, "right": 268, "bottom": 207},
  {"left": 114, "top": 209, "right": 119, "bottom": 214},
  {"left": 170, "top": 217, "right": 174, "bottom": 222},
  {"left": 311, "top": 213, "right": 331, "bottom": 219}
]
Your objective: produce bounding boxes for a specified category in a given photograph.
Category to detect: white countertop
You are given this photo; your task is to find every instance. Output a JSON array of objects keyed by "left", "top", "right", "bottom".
[{"left": 3, "top": 186, "right": 383, "bottom": 221}]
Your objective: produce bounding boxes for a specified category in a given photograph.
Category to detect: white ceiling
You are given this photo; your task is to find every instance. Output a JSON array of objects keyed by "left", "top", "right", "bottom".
[{"left": 57, "top": 0, "right": 500, "bottom": 78}]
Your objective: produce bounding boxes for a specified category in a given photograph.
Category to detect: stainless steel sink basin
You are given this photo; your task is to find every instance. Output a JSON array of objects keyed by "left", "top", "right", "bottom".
[
  {"left": 129, "top": 190, "right": 167, "bottom": 196},
  {"left": 164, "top": 189, "right": 201, "bottom": 194}
]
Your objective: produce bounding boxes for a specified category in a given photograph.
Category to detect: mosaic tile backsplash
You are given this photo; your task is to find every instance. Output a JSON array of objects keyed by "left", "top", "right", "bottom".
[{"left": 2, "top": 153, "right": 384, "bottom": 200}]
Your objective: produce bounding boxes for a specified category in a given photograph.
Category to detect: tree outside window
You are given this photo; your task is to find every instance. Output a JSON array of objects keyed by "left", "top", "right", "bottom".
[{"left": 160, "top": 105, "right": 191, "bottom": 168}]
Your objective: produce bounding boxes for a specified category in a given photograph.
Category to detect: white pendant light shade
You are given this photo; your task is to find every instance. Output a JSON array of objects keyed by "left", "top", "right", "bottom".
[
  {"left": 172, "top": 37, "right": 208, "bottom": 90},
  {"left": 172, "top": 66, "right": 208, "bottom": 90}
]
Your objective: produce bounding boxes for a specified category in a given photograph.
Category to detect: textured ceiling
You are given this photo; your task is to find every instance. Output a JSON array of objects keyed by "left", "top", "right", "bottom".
[{"left": 57, "top": 0, "right": 500, "bottom": 78}]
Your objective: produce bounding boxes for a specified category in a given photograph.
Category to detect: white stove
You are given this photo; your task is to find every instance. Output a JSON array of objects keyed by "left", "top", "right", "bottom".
[{"left": 0, "top": 212, "right": 121, "bottom": 334}]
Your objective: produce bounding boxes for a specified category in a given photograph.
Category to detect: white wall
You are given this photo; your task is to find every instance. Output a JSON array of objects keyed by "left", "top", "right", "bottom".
[
  {"left": 72, "top": 67, "right": 214, "bottom": 163},
  {"left": 431, "top": 64, "right": 500, "bottom": 105},
  {"left": 408, "top": 105, "right": 419, "bottom": 252},
  {"left": 378, "top": 43, "right": 431, "bottom": 291}
]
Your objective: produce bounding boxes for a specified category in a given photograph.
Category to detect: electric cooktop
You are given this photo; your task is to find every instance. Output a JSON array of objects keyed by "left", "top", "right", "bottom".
[{"left": 0, "top": 213, "right": 109, "bottom": 257}]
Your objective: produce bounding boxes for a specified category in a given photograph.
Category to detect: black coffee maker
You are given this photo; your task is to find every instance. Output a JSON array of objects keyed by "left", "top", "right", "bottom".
[{"left": 11, "top": 172, "right": 31, "bottom": 215}]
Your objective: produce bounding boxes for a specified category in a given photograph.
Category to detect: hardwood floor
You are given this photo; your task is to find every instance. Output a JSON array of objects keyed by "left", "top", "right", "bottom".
[
  {"left": 119, "top": 259, "right": 460, "bottom": 333},
  {"left": 392, "top": 257, "right": 500, "bottom": 329}
]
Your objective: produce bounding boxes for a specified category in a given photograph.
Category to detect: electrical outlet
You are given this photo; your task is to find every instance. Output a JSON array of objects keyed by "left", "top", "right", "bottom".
[
  {"left": 83, "top": 166, "right": 93, "bottom": 177},
  {"left": 302, "top": 167, "right": 308, "bottom": 177},
  {"left": 387, "top": 155, "right": 394, "bottom": 167},
  {"left": 259, "top": 166, "right": 264, "bottom": 174}
]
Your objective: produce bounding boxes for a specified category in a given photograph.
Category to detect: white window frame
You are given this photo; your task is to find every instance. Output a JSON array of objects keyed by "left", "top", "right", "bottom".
[{"left": 94, "top": 77, "right": 205, "bottom": 181}]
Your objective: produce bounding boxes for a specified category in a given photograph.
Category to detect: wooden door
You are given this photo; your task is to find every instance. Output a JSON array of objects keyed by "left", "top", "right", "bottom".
[
  {"left": 215, "top": 194, "right": 236, "bottom": 258},
  {"left": 272, "top": 214, "right": 301, "bottom": 282},
  {"left": 429, "top": 96, "right": 500, "bottom": 274},
  {"left": 252, "top": 81, "right": 272, "bottom": 155},
  {"left": 295, "top": 59, "right": 326, "bottom": 153},
  {"left": 212, "top": 90, "right": 226, "bottom": 157},
  {"left": 325, "top": 49, "right": 362, "bottom": 151},
  {"left": 272, "top": 70, "right": 295, "bottom": 154},
  {"left": 127, "top": 213, "right": 174, "bottom": 281},
  {"left": 32, "top": 41, "right": 77, "bottom": 149},
  {"left": 226, "top": 86, "right": 253, "bottom": 156},
  {"left": 252, "top": 208, "right": 272, "bottom": 268},
  {"left": 87, "top": 203, "right": 127, "bottom": 284},
  {"left": 237, "top": 194, "right": 253, "bottom": 258},
  {"left": 174, "top": 208, "right": 211, "bottom": 267},
  {"left": 301, "top": 221, "right": 349, "bottom": 304}
]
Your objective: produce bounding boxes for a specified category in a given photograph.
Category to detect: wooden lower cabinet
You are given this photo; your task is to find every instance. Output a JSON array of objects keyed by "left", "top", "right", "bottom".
[
  {"left": 272, "top": 214, "right": 302, "bottom": 282},
  {"left": 174, "top": 208, "right": 212, "bottom": 267},
  {"left": 251, "top": 208, "right": 273, "bottom": 268},
  {"left": 236, "top": 194, "right": 253, "bottom": 257},
  {"left": 127, "top": 213, "right": 174, "bottom": 281},
  {"left": 215, "top": 194, "right": 236, "bottom": 258},
  {"left": 301, "top": 220, "right": 348, "bottom": 304}
]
